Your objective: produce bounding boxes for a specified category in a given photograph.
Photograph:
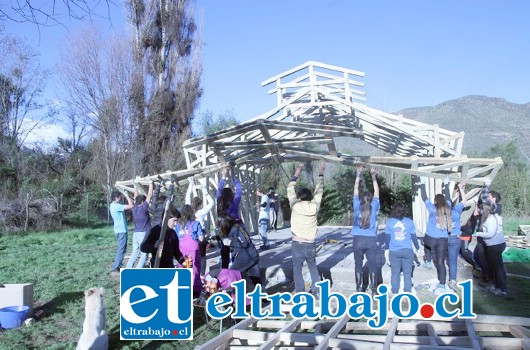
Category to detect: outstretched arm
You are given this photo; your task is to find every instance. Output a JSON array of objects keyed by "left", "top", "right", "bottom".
[
  {"left": 233, "top": 175, "right": 242, "bottom": 209},
  {"left": 418, "top": 176, "right": 428, "bottom": 202},
  {"left": 146, "top": 182, "right": 154, "bottom": 204},
  {"left": 216, "top": 167, "right": 230, "bottom": 199},
  {"left": 123, "top": 191, "right": 134, "bottom": 210},
  {"left": 443, "top": 176, "right": 451, "bottom": 201},
  {"left": 288, "top": 163, "right": 303, "bottom": 206},
  {"left": 458, "top": 183, "right": 467, "bottom": 204},
  {"left": 371, "top": 166, "right": 379, "bottom": 199},
  {"left": 313, "top": 161, "right": 327, "bottom": 211},
  {"left": 185, "top": 177, "right": 194, "bottom": 206},
  {"left": 200, "top": 182, "right": 215, "bottom": 213},
  {"left": 354, "top": 164, "right": 364, "bottom": 197}
]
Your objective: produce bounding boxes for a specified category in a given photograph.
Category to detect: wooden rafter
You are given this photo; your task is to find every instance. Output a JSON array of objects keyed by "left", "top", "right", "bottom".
[{"left": 116, "top": 61, "right": 503, "bottom": 235}]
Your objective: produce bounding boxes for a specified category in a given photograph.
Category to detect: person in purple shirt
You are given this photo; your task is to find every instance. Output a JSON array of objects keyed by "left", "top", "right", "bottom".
[
  {"left": 216, "top": 167, "right": 242, "bottom": 268},
  {"left": 351, "top": 165, "right": 380, "bottom": 295},
  {"left": 216, "top": 167, "right": 242, "bottom": 220},
  {"left": 385, "top": 202, "right": 420, "bottom": 294},
  {"left": 126, "top": 181, "right": 153, "bottom": 268}
]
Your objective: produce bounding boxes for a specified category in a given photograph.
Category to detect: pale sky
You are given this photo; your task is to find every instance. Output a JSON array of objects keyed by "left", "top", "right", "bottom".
[{"left": 5, "top": 0, "right": 530, "bottom": 143}]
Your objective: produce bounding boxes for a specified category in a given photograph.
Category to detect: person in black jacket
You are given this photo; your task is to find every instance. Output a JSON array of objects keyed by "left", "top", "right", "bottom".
[
  {"left": 141, "top": 211, "right": 186, "bottom": 269},
  {"left": 216, "top": 213, "right": 262, "bottom": 288},
  {"left": 149, "top": 182, "right": 168, "bottom": 227}
]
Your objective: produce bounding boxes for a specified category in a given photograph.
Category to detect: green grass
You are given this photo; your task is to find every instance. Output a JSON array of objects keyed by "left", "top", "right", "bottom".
[
  {"left": 0, "top": 227, "right": 224, "bottom": 350},
  {"left": 503, "top": 215, "right": 530, "bottom": 235},
  {"left": 472, "top": 264, "right": 530, "bottom": 316},
  {"left": 1, "top": 227, "right": 529, "bottom": 349}
]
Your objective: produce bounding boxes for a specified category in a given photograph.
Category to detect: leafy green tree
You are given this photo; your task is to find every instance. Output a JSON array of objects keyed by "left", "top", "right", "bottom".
[
  {"left": 195, "top": 109, "right": 239, "bottom": 136},
  {"left": 481, "top": 141, "right": 530, "bottom": 216}
]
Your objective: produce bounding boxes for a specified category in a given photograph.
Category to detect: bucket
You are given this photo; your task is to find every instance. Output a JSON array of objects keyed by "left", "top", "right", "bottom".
[{"left": 0, "top": 305, "right": 30, "bottom": 329}]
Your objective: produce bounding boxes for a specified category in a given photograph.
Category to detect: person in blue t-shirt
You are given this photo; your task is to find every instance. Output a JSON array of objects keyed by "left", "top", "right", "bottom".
[
  {"left": 385, "top": 202, "right": 420, "bottom": 294},
  {"left": 446, "top": 182, "right": 467, "bottom": 291},
  {"left": 109, "top": 190, "right": 134, "bottom": 275},
  {"left": 351, "top": 165, "right": 380, "bottom": 294},
  {"left": 417, "top": 176, "right": 452, "bottom": 295}
]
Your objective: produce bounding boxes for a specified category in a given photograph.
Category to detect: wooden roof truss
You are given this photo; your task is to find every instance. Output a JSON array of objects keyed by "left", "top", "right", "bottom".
[{"left": 116, "top": 61, "right": 503, "bottom": 232}]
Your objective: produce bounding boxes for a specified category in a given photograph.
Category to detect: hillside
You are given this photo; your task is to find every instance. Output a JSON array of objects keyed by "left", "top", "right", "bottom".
[
  {"left": 398, "top": 95, "right": 530, "bottom": 160},
  {"left": 334, "top": 95, "right": 530, "bottom": 161}
]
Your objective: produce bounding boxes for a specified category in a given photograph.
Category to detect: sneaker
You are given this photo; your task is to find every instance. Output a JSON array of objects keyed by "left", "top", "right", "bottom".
[
  {"left": 434, "top": 284, "right": 446, "bottom": 295},
  {"left": 423, "top": 261, "right": 434, "bottom": 270},
  {"left": 448, "top": 280, "right": 459, "bottom": 292},
  {"left": 110, "top": 269, "right": 120, "bottom": 277},
  {"left": 493, "top": 289, "right": 508, "bottom": 297}
]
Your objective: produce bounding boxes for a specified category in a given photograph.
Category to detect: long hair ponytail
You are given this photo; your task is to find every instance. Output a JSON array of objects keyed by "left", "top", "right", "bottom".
[
  {"left": 434, "top": 194, "right": 452, "bottom": 230},
  {"left": 360, "top": 191, "right": 373, "bottom": 229}
]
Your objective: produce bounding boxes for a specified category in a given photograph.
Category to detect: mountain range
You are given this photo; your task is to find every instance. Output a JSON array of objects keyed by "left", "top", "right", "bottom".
[{"left": 398, "top": 95, "right": 530, "bottom": 162}]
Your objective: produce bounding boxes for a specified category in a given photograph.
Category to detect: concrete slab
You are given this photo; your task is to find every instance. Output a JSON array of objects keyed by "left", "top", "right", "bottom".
[{"left": 204, "top": 226, "right": 476, "bottom": 297}]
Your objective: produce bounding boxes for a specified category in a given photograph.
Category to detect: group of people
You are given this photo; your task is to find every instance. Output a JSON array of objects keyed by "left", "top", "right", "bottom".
[
  {"left": 108, "top": 168, "right": 263, "bottom": 298},
  {"left": 287, "top": 163, "right": 508, "bottom": 299},
  {"left": 109, "top": 162, "right": 508, "bottom": 301}
]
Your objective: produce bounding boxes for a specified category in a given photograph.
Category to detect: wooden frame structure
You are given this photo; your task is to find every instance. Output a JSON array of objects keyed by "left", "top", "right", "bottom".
[
  {"left": 115, "top": 61, "right": 503, "bottom": 233},
  {"left": 195, "top": 312, "right": 530, "bottom": 350}
]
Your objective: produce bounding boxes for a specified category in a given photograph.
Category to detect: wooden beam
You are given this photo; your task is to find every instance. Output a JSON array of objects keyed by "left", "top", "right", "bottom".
[
  {"left": 465, "top": 319, "right": 482, "bottom": 350},
  {"left": 314, "top": 313, "right": 350, "bottom": 350},
  {"left": 382, "top": 317, "right": 399, "bottom": 350},
  {"left": 509, "top": 325, "right": 530, "bottom": 339},
  {"left": 257, "top": 318, "right": 302, "bottom": 350}
]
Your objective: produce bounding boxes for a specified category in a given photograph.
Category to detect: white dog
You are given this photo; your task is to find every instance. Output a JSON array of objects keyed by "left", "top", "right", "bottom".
[{"left": 76, "top": 287, "right": 108, "bottom": 350}]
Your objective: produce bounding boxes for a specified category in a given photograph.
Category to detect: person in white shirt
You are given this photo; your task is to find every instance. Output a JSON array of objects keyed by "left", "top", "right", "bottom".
[{"left": 256, "top": 189, "right": 271, "bottom": 249}]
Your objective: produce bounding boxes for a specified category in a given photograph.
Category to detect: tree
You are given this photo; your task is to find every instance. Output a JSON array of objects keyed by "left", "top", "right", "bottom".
[
  {"left": 0, "top": 1, "right": 115, "bottom": 26},
  {"left": 0, "top": 27, "right": 54, "bottom": 197},
  {"left": 126, "top": 0, "right": 202, "bottom": 174},
  {"left": 481, "top": 141, "right": 530, "bottom": 217},
  {"left": 58, "top": 25, "right": 134, "bottom": 205},
  {"left": 195, "top": 109, "right": 239, "bottom": 136}
]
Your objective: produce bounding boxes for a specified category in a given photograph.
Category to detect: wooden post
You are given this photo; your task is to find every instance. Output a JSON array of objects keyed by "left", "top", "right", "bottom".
[{"left": 154, "top": 177, "right": 177, "bottom": 268}]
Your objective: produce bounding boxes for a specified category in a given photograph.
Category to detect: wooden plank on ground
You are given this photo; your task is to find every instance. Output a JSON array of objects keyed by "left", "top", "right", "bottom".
[
  {"left": 194, "top": 317, "right": 256, "bottom": 350},
  {"left": 509, "top": 325, "right": 530, "bottom": 339},
  {"left": 314, "top": 313, "right": 350, "bottom": 350},
  {"left": 383, "top": 317, "right": 399, "bottom": 350},
  {"left": 465, "top": 319, "right": 481, "bottom": 350},
  {"left": 257, "top": 318, "right": 302, "bottom": 350}
]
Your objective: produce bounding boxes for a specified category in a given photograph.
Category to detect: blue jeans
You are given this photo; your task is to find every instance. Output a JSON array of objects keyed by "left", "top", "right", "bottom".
[
  {"left": 353, "top": 235, "right": 377, "bottom": 274},
  {"left": 292, "top": 240, "right": 320, "bottom": 293},
  {"left": 112, "top": 231, "right": 128, "bottom": 271},
  {"left": 447, "top": 235, "right": 461, "bottom": 281},
  {"left": 259, "top": 218, "right": 270, "bottom": 246},
  {"left": 390, "top": 249, "right": 414, "bottom": 293},
  {"left": 126, "top": 231, "right": 147, "bottom": 268},
  {"left": 423, "top": 234, "right": 448, "bottom": 285}
]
